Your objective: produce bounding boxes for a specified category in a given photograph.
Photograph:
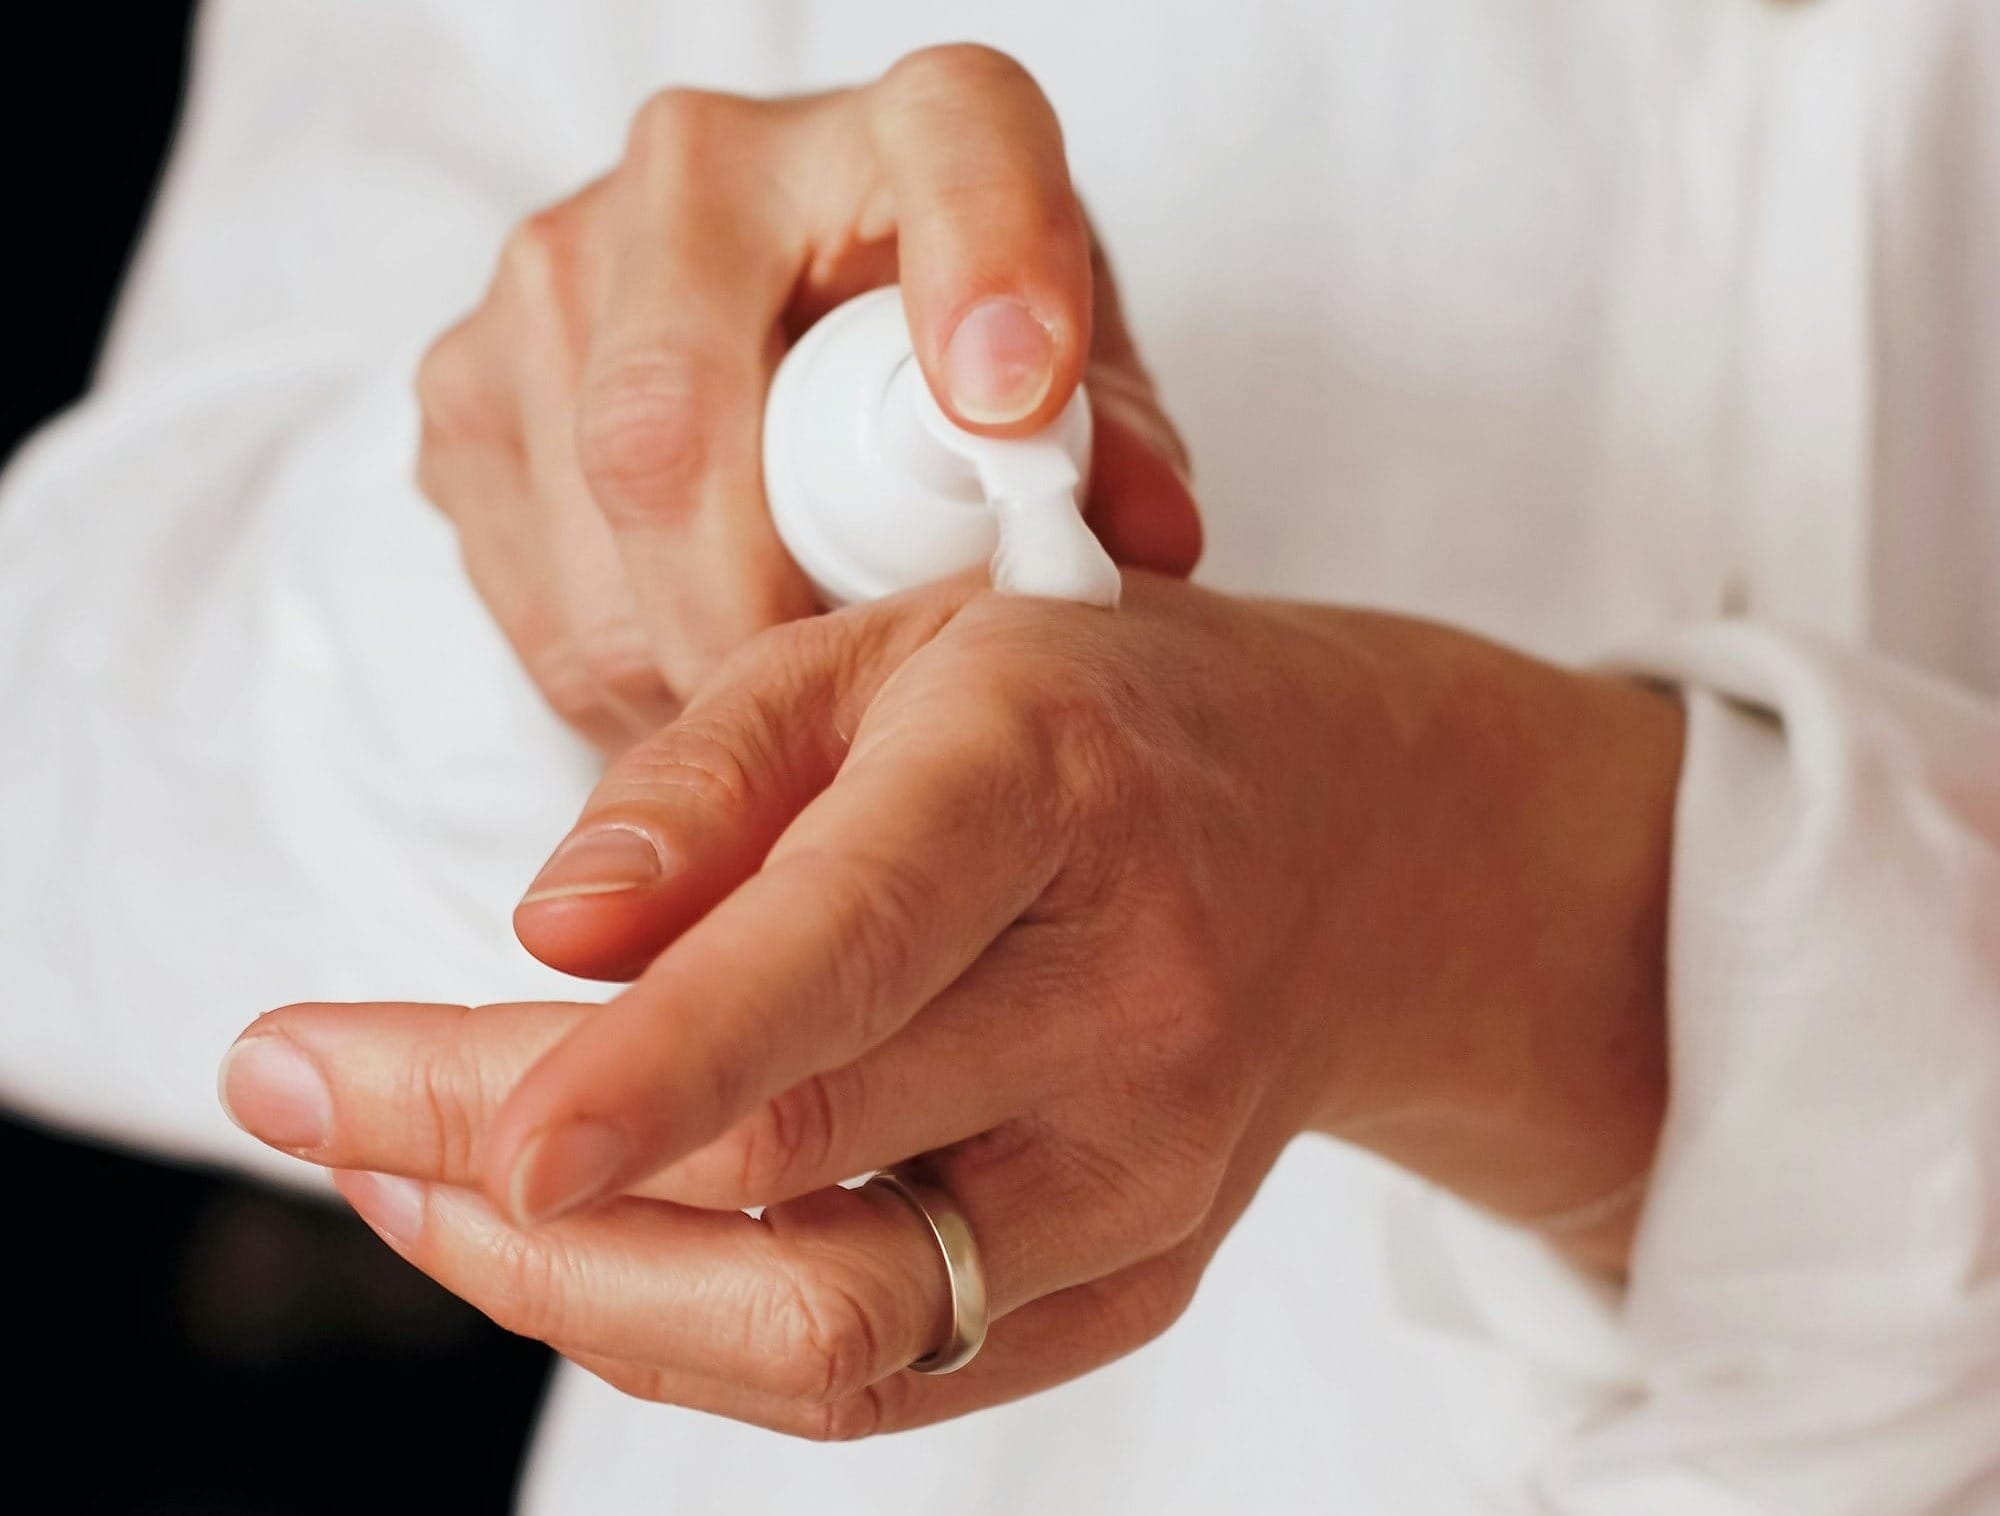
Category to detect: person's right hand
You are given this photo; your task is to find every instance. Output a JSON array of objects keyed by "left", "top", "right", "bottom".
[{"left": 415, "top": 44, "right": 1202, "bottom": 753}]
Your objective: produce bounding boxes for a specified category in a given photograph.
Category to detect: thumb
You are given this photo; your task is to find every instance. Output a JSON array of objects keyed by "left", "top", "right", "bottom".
[{"left": 866, "top": 45, "right": 1091, "bottom": 435}]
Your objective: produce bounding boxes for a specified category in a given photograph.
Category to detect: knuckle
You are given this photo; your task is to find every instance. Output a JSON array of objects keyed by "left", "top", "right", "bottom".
[
  {"left": 767, "top": 1267, "right": 883, "bottom": 1404},
  {"left": 882, "top": 42, "right": 1035, "bottom": 105},
  {"left": 965, "top": 650, "right": 1123, "bottom": 825},
  {"left": 579, "top": 630, "right": 672, "bottom": 715},
  {"left": 574, "top": 349, "right": 712, "bottom": 520},
  {"left": 523, "top": 641, "right": 616, "bottom": 733},
  {"left": 627, "top": 87, "right": 752, "bottom": 175},
  {"left": 1148, "top": 983, "right": 1233, "bottom": 1083},
  {"left": 584, "top": 1356, "right": 673, "bottom": 1405},
  {"left": 611, "top": 719, "right": 762, "bottom": 823},
  {"left": 1100, "top": 909, "right": 1232, "bottom": 1072},
  {"left": 1057, "top": 1130, "right": 1217, "bottom": 1256},
  {"left": 709, "top": 614, "right": 853, "bottom": 729},
  {"left": 958, "top": 697, "right": 1063, "bottom": 827},
  {"left": 1146, "top": 1146, "right": 1227, "bottom": 1249},
  {"left": 401, "top": 1043, "right": 481, "bottom": 1181},
  {"left": 498, "top": 206, "right": 572, "bottom": 296},
  {"left": 1106, "top": 1257, "right": 1201, "bottom": 1350},
  {"left": 413, "top": 324, "right": 492, "bottom": 442},
  {"left": 800, "top": 1385, "right": 888, "bottom": 1443},
  {"left": 745, "top": 611, "right": 841, "bottom": 688},
  {"left": 734, "top": 1070, "right": 848, "bottom": 1204},
  {"left": 1055, "top": 695, "right": 1140, "bottom": 823},
  {"left": 480, "top": 1227, "right": 579, "bottom": 1345}
]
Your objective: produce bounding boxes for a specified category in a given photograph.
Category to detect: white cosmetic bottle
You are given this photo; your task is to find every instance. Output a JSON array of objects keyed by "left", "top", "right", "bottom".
[{"left": 762, "top": 286, "right": 1120, "bottom": 608}]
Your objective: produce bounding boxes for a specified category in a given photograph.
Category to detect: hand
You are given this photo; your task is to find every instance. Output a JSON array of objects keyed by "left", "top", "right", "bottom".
[
  {"left": 415, "top": 45, "right": 1200, "bottom": 751},
  {"left": 222, "top": 575, "right": 1681, "bottom": 1436}
]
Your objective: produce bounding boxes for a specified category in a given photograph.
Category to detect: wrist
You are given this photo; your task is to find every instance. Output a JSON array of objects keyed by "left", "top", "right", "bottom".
[{"left": 1276, "top": 609, "right": 1682, "bottom": 1270}]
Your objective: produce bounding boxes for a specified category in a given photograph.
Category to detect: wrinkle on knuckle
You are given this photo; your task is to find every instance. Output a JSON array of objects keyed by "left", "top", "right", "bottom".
[
  {"left": 940, "top": 694, "right": 1061, "bottom": 821},
  {"left": 805, "top": 1384, "right": 887, "bottom": 1443},
  {"left": 575, "top": 350, "right": 713, "bottom": 521},
  {"left": 976, "top": 664, "right": 1127, "bottom": 842},
  {"left": 752, "top": 615, "right": 846, "bottom": 703},
  {"left": 737, "top": 1070, "right": 844, "bottom": 1204},
  {"left": 614, "top": 720, "right": 762, "bottom": 823},
  {"left": 766, "top": 1264, "right": 882, "bottom": 1405},
  {"left": 1099, "top": 917, "right": 1231, "bottom": 1074},
  {"left": 1052, "top": 1127, "right": 1216, "bottom": 1257},
  {"left": 403, "top": 1043, "right": 479, "bottom": 1181},
  {"left": 480, "top": 1225, "right": 579, "bottom": 1345},
  {"left": 1143, "top": 1146, "right": 1226, "bottom": 1250}
]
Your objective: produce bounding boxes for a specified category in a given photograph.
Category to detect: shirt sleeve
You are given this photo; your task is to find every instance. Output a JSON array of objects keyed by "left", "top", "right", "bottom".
[
  {"left": 1392, "top": 618, "right": 2000, "bottom": 1516},
  {"left": 0, "top": 0, "right": 622, "bottom": 1186}
]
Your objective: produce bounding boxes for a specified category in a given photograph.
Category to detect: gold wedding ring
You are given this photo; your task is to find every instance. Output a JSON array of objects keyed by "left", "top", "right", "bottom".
[{"left": 865, "top": 1165, "right": 990, "bottom": 1375}]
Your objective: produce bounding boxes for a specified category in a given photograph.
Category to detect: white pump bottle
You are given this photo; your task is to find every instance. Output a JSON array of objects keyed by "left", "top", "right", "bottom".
[{"left": 762, "top": 286, "right": 1120, "bottom": 608}]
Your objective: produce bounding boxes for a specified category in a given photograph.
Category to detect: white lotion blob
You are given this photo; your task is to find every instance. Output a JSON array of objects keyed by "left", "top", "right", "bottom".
[
  {"left": 762, "top": 286, "right": 1118, "bottom": 608},
  {"left": 990, "top": 492, "right": 1124, "bottom": 605},
  {"left": 907, "top": 362, "right": 1122, "bottom": 608}
]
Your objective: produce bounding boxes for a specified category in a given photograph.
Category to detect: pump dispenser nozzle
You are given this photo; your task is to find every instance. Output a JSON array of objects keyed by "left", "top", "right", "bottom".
[{"left": 762, "top": 287, "right": 1117, "bottom": 608}]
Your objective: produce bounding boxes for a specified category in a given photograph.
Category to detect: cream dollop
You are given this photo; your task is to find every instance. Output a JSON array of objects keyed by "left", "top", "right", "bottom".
[{"left": 989, "top": 490, "right": 1122, "bottom": 606}]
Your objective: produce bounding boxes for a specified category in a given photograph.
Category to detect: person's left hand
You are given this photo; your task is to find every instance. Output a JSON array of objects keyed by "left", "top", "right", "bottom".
[{"left": 221, "top": 573, "right": 1681, "bottom": 1438}]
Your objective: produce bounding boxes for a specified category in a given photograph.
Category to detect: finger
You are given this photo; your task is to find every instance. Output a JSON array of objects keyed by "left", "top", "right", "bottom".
[
  {"left": 221, "top": 1002, "right": 583, "bottom": 1180},
  {"left": 572, "top": 1247, "right": 1205, "bottom": 1440},
  {"left": 762, "top": 1123, "right": 1283, "bottom": 1437},
  {"left": 222, "top": 945, "right": 1072, "bottom": 1206},
  {"left": 1085, "top": 399, "right": 1203, "bottom": 578},
  {"left": 337, "top": 1135, "right": 1244, "bottom": 1437},
  {"left": 865, "top": 45, "right": 1091, "bottom": 435},
  {"left": 1077, "top": 234, "right": 1200, "bottom": 576},
  {"left": 512, "top": 588, "right": 969, "bottom": 982},
  {"left": 502, "top": 187, "right": 680, "bottom": 740},
  {"left": 416, "top": 324, "right": 639, "bottom": 752},
  {"left": 488, "top": 682, "right": 1066, "bottom": 1224},
  {"left": 576, "top": 90, "right": 817, "bottom": 695},
  {"left": 334, "top": 1173, "right": 952, "bottom": 1406},
  {"left": 640, "top": 930, "right": 1084, "bottom": 1209},
  {"left": 900, "top": 1108, "right": 1230, "bottom": 1324}
]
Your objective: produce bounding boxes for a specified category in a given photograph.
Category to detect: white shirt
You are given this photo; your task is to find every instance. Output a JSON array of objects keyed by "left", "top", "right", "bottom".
[{"left": 2, "top": 2, "right": 1997, "bottom": 1512}]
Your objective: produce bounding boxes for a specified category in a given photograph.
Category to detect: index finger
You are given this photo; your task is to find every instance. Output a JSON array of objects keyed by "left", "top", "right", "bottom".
[
  {"left": 575, "top": 91, "right": 819, "bottom": 692},
  {"left": 486, "top": 681, "right": 1067, "bottom": 1226}
]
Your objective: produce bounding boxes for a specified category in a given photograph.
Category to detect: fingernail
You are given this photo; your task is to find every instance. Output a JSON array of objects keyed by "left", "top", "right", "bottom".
[
  {"left": 219, "top": 1036, "right": 332, "bottom": 1150},
  {"left": 509, "top": 1121, "right": 629, "bottom": 1227},
  {"left": 943, "top": 298, "right": 1054, "bottom": 425},
  {"left": 519, "top": 825, "right": 663, "bottom": 906},
  {"left": 341, "top": 1171, "right": 427, "bottom": 1247}
]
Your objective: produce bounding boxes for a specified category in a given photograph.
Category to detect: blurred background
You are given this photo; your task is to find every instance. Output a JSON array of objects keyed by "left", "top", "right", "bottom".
[{"left": 3, "top": 7, "right": 551, "bottom": 1511}]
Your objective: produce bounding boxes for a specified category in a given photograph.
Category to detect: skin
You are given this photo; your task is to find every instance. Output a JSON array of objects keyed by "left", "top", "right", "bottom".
[
  {"left": 218, "top": 40, "right": 1686, "bottom": 1442},
  {"left": 222, "top": 574, "right": 1683, "bottom": 1439},
  {"left": 414, "top": 44, "right": 1200, "bottom": 751}
]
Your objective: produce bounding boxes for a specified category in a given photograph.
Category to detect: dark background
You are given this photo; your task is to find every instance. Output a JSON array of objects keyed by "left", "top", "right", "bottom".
[{"left": 3, "top": 7, "right": 551, "bottom": 1511}]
